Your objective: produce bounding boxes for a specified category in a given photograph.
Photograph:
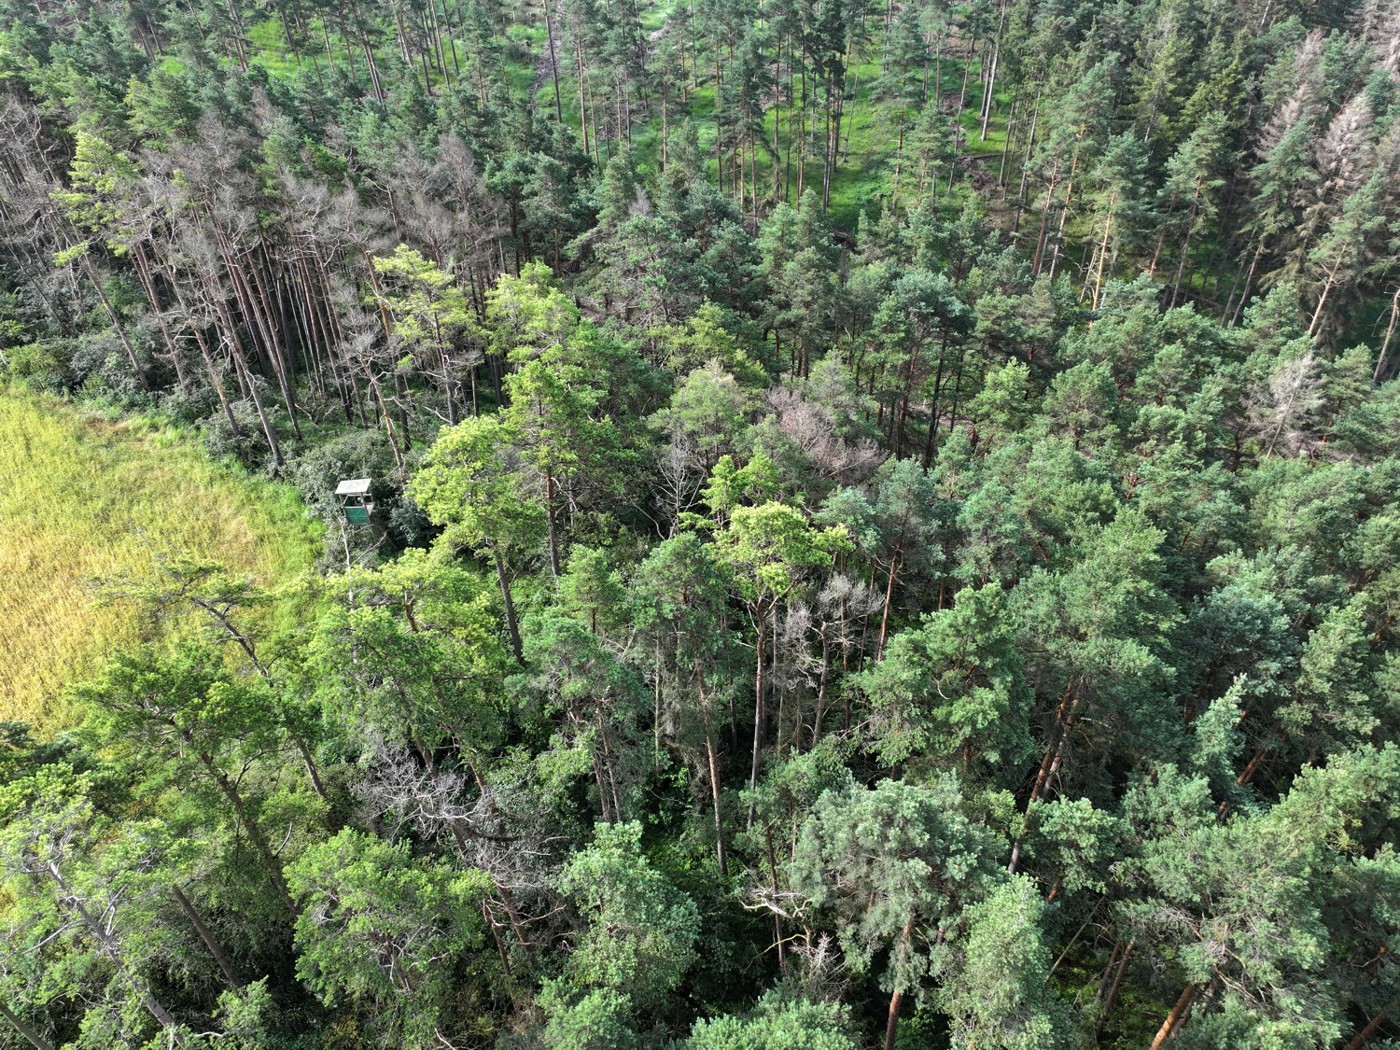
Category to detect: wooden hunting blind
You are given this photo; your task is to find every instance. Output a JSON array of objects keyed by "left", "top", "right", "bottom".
[{"left": 336, "top": 478, "right": 374, "bottom": 526}]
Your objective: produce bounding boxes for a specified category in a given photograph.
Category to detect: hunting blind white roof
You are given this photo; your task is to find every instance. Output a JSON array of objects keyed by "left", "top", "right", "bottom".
[{"left": 335, "top": 478, "right": 372, "bottom": 497}]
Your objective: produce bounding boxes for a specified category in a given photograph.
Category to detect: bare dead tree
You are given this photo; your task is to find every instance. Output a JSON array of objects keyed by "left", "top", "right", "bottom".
[{"left": 764, "top": 386, "right": 887, "bottom": 486}]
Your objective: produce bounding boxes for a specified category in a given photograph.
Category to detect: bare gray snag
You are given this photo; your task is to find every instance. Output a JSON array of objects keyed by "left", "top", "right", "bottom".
[{"left": 1248, "top": 350, "right": 1325, "bottom": 458}]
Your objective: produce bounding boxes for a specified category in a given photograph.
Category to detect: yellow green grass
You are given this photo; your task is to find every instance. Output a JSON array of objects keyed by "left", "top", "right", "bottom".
[{"left": 0, "top": 392, "right": 321, "bottom": 727}]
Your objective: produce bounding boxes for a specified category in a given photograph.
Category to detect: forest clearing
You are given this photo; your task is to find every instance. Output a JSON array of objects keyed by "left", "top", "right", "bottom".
[{"left": 0, "top": 392, "right": 319, "bottom": 725}]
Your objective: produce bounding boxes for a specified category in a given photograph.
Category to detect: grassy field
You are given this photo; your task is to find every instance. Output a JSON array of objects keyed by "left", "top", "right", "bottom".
[{"left": 0, "top": 392, "right": 321, "bottom": 727}]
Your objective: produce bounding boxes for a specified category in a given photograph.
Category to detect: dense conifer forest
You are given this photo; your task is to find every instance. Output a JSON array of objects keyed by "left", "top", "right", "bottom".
[{"left": 2, "top": 0, "right": 1400, "bottom": 1046}]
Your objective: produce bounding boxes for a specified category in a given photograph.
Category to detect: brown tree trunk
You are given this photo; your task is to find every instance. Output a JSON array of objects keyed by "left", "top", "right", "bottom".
[
  {"left": 883, "top": 917, "right": 915, "bottom": 1050},
  {"left": 229, "top": 332, "right": 284, "bottom": 468},
  {"left": 696, "top": 665, "right": 728, "bottom": 877},
  {"left": 746, "top": 608, "right": 769, "bottom": 831},
  {"left": 1031, "top": 167, "right": 1060, "bottom": 276},
  {"left": 1230, "top": 245, "right": 1263, "bottom": 326},
  {"left": 1346, "top": 1002, "right": 1396, "bottom": 1049},
  {"left": 194, "top": 746, "right": 298, "bottom": 918},
  {"left": 170, "top": 277, "right": 241, "bottom": 438},
  {"left": 171, "top": 884, "right": 243, "bottom": 992},
  {"left": 876, "top": 538, "right": 903, "bottom": 662},
  {"left": 1149, "top": 984, "right": 1199, "bottom": 1050},
  {"left": 1088, "top": 199, "right": 1116, "bottom": 308},
  {"left": 79, "top": 257, "right": 149, "bottom": 391},
  {"left": 0, "top": 1002, "right": 52, "bottom": 1050},
  {"left": 1009, "top": 680, "right": 1081, "bottom": 873},
  {"left": 595, "top": 705, "right": 624, "bottom": 820},
  {"left": 1012, "top": 99, "right": 1039, "bottom": 233},
  {"left": 364, "top": 369, "right": 404, "bottom": 471},
  {"left": 979, "top": 6, "right": 1005, "bottom": 142},
  {"left": 56, "top": 875, "right": 186, "bottom": 1043},
  {"left": 494, "top": 547, "right": 524, "bottom": 663},
  {"left": 1169, "top": 194, "right": 1202, "bottom": 306},
  {"left": 132, "top": 247, "right": 188, "bottom": 390},
  {"left": 545, "top": 471, "right": 562, "bottom": 578},
  {"left": 884, "top": 988, "right": 906, "bottom": 1050},
  {"left": 1307, "top": 252, "right": 1345, "bottom": 339},
  {"left": 544, "top": 0, "right": 563, "bottom": 121},
  {"left": 1095, "top": 939, "right": 1135, "bottom": 1037},
  {"left": 1237, "top": 746, "right": 1267, "bottom": 786}
]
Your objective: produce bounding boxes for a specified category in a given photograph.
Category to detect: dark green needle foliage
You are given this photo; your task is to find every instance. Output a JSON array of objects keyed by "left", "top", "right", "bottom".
[{"left": 2, "top": 0, "right": 1400, "bottom": 1045}]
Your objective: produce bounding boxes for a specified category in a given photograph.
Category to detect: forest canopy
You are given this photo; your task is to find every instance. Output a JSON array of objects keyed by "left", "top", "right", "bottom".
[{"left": 1, "top": 0, "right": 1400, "bottom": 1046}]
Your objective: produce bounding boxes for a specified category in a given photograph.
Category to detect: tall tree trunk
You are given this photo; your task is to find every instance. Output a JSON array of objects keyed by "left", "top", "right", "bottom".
[
  {"left": 1346, "top": 1002, "right": 1397, "bottom": 1050},
  {"left": 364, "top": 369, "right": 404, "bottom": 471},
  {"left": 494, "top": 547, "right": 524, "bottom": 663},
  {"left": 1149, "top": 984, "right": 1199, "bottom": 1050},
  {"left": 576, "top": 43, "right": 591, "bottom": 159},
  {"left": 53, "top": 871, "right": 186, "bottom": 1043},
  {"left": 875, "top": 538, "right": 903, "bottom": 661},
  {"left": 1170, "top": 196, "right": 1202, "bottom": 306},
  {"left": 696, "top": 665, "right": 728, "bottom": 877},
  {"left": 171, "top": 884, "right": 243, "bottom": 992},
  {"left": 1011, "top": 98, "right": 1039, "bottom": 234},
  {"left": 245, "top": 245, "right": 304, "bottom": 439},
  {"left": 228, "top": 327, "right": 285, "bottom": 468},
  {"left": 1031, "top": 166, "right": 1060, "bottom": 276},
  {"left": 594, "top": 707, "right": 624, "bottom": 820},
  {"left": 883, "top": 918, "right": 915, "bottom": 1050},
  {"left": 78, "top": 257, "right": 149, "bottom": 391},
  {"left": 1306, "top": 252, "right": 1345, "bottom": 339},
  {"left": 544, "top": 0, "right": 563, "bottom": 121},
  {"left": 1375, "top": 285, "right": 1400, "bottom": 382},
  {"left": 1095, "top": 939, "right": 1135, "bottom": 1037},
  {"left": 979, "top": 6, "right": 1005, "bottom": 142},
  {"left": 923, "top": 352, "right": 947, "bottom": 464},
  {"left": 745, "top": 607, "right": 769, "bottom": 830},
  {"left": 1009, "top": 679, "right": 1082, "bottom": 872},
  {"left": 0, "top": 1002, "right": 52, "bottom": 1050},
  {"left": 192, "top": 746, "right": 298, "bottom": 918},
  {"left": 1088, "top": 200, "right": 1116, "bottom": 309},
  {"left": 131, "top": 247, "right": 189, "bottom": 390},
  {"left": 1046, "top": 153, "right": 1081, "bottom": 280},
  {"left": 170, "top": 278, "right": 241, "bottom": 438},
  {"left": 1230, "top": 244, "right": 1264, "bottom": 326}
]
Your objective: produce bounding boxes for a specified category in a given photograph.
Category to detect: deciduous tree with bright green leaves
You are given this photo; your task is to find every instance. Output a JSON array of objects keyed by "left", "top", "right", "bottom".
[{"left": 407, "top": 415, "right": 544, "bottom": 661}]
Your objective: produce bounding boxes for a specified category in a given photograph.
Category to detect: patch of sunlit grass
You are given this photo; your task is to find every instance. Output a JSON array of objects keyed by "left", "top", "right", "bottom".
[{"left": 0, "top": 392, "right": 320, "bottom": 728}]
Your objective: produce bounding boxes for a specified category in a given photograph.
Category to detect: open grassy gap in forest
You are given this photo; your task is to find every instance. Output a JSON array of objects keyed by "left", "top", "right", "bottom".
[{"left": 0, "top": 391, "right": 321, "bottom": 727}]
